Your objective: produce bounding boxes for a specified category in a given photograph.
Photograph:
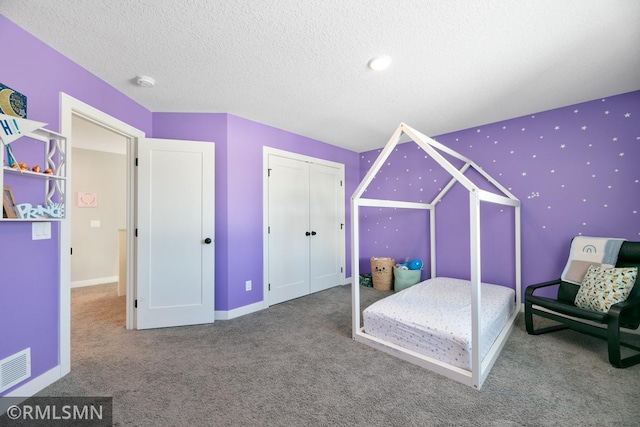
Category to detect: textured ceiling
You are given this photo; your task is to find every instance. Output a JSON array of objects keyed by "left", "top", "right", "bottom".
[{"left": 2, "top": 1, "right": 639, "bottom": 152}]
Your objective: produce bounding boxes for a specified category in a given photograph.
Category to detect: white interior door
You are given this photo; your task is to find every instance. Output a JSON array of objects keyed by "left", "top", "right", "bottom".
[
  {"left": 136, "top": 138, "right": 215, "bottom": 329},
  {"left": 309, "top": 163, "right": 343, "bottom": 293},
  {"left": 267, "top": 155, "right": 310, "bottom": 305}
]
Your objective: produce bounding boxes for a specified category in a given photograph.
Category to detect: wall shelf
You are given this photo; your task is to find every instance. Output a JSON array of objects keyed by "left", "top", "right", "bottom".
[{"left": 1, "top": 116, "right": 67, "bottom": 221}]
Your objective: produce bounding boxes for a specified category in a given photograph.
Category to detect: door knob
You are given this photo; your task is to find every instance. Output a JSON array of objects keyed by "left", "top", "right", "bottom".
[
  {"left": 305, "top": 231, "right": 311, "bottom": 236},
  {"left": 204, "top": 238, "right": 212, "bottom": 244},
  {"left": 311, "top": 231, "right": 317, "bottom": 236}
]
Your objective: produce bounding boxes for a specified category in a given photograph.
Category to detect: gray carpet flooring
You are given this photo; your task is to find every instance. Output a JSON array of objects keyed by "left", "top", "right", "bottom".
[{"left": 19, "top": 283, "right": 640, "bottom": 426}]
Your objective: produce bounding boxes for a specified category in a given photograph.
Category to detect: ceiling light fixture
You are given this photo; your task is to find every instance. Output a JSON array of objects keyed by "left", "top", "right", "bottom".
[
  {"left": 135, "top": 75, "right": 156, "bottom": 88},
  {"left": 368, "top": 55, "right": 392, "bottom": 71}
]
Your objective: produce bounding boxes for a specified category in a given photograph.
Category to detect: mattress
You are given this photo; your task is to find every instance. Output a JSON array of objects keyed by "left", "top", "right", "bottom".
[{"left": 363, "top": 277, "right": 515, "bottom": 370}]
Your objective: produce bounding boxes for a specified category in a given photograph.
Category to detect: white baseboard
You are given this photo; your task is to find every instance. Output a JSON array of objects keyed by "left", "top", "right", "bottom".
[
  {"left": 1, "top": 365, "right": 63, "bottom": 414},
  {"left": 71, "top": 276, "right": 118, "bottom": 288},
  {"left": 343, "top": 276, "right": 352, "bottom": 286},
  {"left": 215, "top": 300, "right": 267, "bottom": 320}
]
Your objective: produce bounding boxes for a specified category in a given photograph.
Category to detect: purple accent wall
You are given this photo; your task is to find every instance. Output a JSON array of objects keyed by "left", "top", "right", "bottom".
[
  {"left": 359, "top": 91, "right": 640, "bottom": 296},
  {"left": 0, "top": 15, "right": 151, "bottom": 395}
]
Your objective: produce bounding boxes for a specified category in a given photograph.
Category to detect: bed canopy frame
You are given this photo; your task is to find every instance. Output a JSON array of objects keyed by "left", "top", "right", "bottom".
[{"left": 351, "top": 123, "right": 521, "bottom": 389}]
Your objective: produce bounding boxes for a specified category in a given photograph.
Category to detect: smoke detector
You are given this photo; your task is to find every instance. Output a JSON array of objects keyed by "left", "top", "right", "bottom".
[{"left": 135, "top": 75, "right": 156, "bottom": 87}]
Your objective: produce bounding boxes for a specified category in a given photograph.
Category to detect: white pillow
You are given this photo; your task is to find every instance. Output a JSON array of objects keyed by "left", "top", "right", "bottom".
[{"left": 574, "top": 265, "right": 637, "bottom": 313}]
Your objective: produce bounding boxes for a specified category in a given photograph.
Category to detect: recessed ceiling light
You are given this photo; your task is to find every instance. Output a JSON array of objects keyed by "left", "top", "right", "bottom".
[
  {"left": 368, "top": 55, "right": 392, "bottom": 71},
  {"left": 135, "top": 75, "right": 155, "bottom": 87}
]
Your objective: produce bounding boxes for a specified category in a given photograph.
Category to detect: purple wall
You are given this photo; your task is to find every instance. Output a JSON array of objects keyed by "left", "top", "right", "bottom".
[
  {"left": 0, "top": 15, "right": 152, "bottom": 395},
  {"left": 359, "top": 91, "right": 640, "bottom": 295}
]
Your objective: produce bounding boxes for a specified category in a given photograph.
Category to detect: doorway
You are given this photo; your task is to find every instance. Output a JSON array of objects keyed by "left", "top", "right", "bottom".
[
  {"left": 59, "top": 94, "right": 144, "bottom": 376},
  {"left": 70, "top": 116, "right": 127, "bottom": 293}
]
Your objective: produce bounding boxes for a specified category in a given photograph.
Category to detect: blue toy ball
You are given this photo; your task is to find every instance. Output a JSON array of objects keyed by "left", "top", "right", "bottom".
[{"left": 409, "top": 259, "right": 423, "bottom": 270}]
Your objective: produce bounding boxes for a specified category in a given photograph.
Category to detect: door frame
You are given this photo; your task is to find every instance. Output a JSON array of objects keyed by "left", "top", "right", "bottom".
[
  {"left": 262, "top": 147, "right": 346, "bottom": 307},
  {"left": 59, "top": 93, "right": 144, "bottom": 375}
]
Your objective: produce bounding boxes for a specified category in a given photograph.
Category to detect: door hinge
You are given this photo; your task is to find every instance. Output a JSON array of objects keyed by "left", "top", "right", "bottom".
[
  {"left": 134, "top": 299, "right": 138, "bottom": 308},
  {"left": 341, "top": 267, "right": 344, "bottom": 273},
  {"left": 268, "top": 168, "right": 272, "bottom": 177},
  {"left": 268, "top": 283, "right": 271, "bottom": 291},
  {"left": 268, "top": 226, "right": 270, "bottom": 234},
  {"left": 135, "top": 158, "right": 138, "bottom": 166},
  {"left": 70, "top": 247, "right": 73, "bottom": 255},
  {"left": 340, "top": 223, "right": 344, "bottom": 230},
  {"left": 340, "top": 180, "right": 343, "bottom": 187},
  {"left": 135, "top": 228, "right": 138, "bottom": 237}
]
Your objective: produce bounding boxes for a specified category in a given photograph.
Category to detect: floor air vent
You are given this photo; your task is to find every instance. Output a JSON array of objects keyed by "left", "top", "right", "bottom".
[{"left": 0, "top": 348, "right": 31, "bottom": 393}]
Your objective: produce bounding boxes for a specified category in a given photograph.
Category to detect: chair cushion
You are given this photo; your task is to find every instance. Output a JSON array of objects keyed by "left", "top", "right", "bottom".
[{"left": 574, "top": 265, "right": 638, "bottom": 313}]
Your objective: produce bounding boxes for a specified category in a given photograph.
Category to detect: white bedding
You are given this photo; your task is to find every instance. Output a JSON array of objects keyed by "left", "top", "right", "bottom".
[{"left": 362, "top": 277, "right": 515, "bottom": 370}]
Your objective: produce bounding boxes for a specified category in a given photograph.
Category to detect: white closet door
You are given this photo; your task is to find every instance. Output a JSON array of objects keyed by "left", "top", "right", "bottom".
[
  {"left": 268, "top": 155, "right": 311, "bottom": 305},
  {"left": 309, "top": 163, "right": 342, "bottom": 293}
]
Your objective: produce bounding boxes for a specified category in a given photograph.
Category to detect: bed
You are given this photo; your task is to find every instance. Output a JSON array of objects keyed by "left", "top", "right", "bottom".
[
  {"left": 351, "top": 123, "right": 521, "bottom": 389},
  {"left": 363, "top": 277, "right": 516, "bottom": 370}
]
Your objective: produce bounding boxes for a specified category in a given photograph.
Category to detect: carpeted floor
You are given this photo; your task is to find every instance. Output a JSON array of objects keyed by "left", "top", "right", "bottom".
[{"left": 16, "top": 283, "right": 640, "bottom": 426}]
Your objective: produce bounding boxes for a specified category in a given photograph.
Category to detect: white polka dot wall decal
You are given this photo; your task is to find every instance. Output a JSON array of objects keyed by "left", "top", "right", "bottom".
[
  {"left": 624, "top": 113, "right": 631, "bottom": 118},
  {"left": 613, "top": 137, "right": 618, "bottom": 142},
  {"left": 548, "top": 206, "right": 552, "bottom": 209},
  {"left": 583, "top": 223, "right": 587, "bottom": 226},
  {"left": 521, "top": 128, "right": 526, "bottom": 131},
  {"left": 604, "top": 204, "right": 608, "bottom": 208},
  {"left": 477, "top": 129, "right": 481, "bottom": 133},
  {"left": 586, "top": 161, "right": 591, "bottom": 165},
  {"left": 543, "top": 225, "right": 547, "bottom": 229},
  {"left": 522, "top": 172, "right": 527, "bottom": 176},
  {"left": 502, "top": 126, "right": 507, "bottom": 129},
  {"left": 531, "top": 115, "right": 536, "bottom": 118},
  {"left": 581, "top": 126, "right": 587, "bottom": 130},
  {"left": 532, "top": 154, "right": 537, "bottom": 158},
  {"left": 574, "top": 109, "right": 579, "bottom": 113},
  {"left": 634, "top": 211, "right": 637, "bottom": 214},
  {"left": 583, "top": 199, "right": 587, "bottom": 202},
  {"left": 605, "top": 110, "right": 610, "bottom": 114},
  {"left": 561, "top": 144, "right": 566, "bottom": 148},
  {"left": 494, "top": 140, "right": 498, "bottom": 144},
  {"left": 615, "top": 169, "right": 620, "bottom": 172},
  {"left": 619, "top": 153, "right": 625, "bottom": 157},
  {"left": 551, "top": 170, "right": 555, "bottom": 173},
  {"left": 510, "top": 150, "right": 514, "bottom": 154},
  {"left": 555, "top": 126, "right": 560, "bottom": 130},
  {"left": 561, "top": 184, "right": 565, "bottom": 187},
  {"left": 592, "top": 174, "right": 596, "bottom": 178},
  {"left": 608, "top": 185, "right": 612, "bottom": 189}
]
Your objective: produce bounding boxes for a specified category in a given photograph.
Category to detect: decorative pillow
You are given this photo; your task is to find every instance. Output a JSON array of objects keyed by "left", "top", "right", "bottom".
[{"left": 574, "top": 265, "right": 638, "bottom": 313}]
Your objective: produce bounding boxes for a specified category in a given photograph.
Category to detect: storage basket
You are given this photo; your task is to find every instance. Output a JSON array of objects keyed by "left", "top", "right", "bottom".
[
  {"left": 393, "top": 267, "right": 422, "bottom": 292},
  {"left": 370, "top": 257, "right": 395, "bottom": 291},
  {"left": 359, "top": 274, "right": 373, "bottom": 287}
]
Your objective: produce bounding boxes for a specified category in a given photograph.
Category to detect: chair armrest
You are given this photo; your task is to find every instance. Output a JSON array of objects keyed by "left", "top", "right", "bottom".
[
  {"left": 608, "top": 296, "right": 640, "bottom": 318},
  {"left": 525, "top": 279, "right": 562, "bottom": 298}
]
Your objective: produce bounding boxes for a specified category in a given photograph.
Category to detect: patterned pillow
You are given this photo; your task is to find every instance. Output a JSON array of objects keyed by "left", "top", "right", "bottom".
[{"left": 574, "top": 265, "right": 638, "bottom": 313}]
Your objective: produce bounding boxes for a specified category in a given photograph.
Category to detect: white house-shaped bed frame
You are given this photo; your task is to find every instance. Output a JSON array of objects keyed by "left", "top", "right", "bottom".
[{"left": 351, "top": 123, "right": 521, "bottom": 389}]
